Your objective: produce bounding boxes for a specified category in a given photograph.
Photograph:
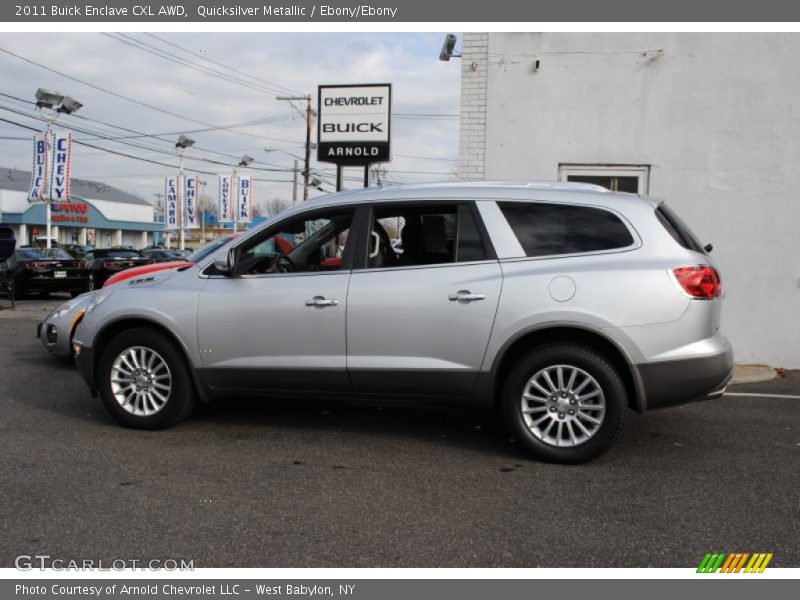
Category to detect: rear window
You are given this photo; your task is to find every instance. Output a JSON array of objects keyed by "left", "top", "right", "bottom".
[
  {"left": 655, "top": 204, "right": 706, "bottom": 254},
  {"left": 497, "top": 202, "right": 635, "bottom": 257},
  {"left": 93, "top": 249, "right": 141, "bottom": 258}
]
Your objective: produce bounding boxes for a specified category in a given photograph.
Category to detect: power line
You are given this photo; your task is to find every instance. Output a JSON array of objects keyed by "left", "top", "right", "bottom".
[
  {"left": 103, "top": 33, "right": 295, "bottom": 98},
  {"left": 0, "top": 46, "right": 301, "bottom": 143},
  {"left": 144, "top": 32, "right": 303, "bottom": 97}
]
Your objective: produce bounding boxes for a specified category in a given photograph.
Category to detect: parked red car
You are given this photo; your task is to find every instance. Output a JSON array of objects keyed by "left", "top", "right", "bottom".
[{"left": 103, "top": 235, "right": 238, "bottom": 287}]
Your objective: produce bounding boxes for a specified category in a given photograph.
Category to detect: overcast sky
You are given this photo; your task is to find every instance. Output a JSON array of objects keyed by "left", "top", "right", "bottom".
[{"left": 0, "top": 32, "right": 461, "bottom": 211}]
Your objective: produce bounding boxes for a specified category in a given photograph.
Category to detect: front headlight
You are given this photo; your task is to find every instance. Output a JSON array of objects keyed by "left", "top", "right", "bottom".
[
  {"left": 51, "top": 298, "right": 80, "bottom": 319},
  {"left": 85, "top": 291, "right": 112, "bottom": 314}
]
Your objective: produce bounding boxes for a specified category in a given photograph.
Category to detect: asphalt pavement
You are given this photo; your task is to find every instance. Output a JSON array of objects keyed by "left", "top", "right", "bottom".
[{"left": 1, "top": 297, "right": 798, "bottom": 568}]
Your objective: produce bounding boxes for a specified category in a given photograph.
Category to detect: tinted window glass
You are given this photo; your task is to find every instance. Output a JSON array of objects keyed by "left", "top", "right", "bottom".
[
  {"left": 498, "top": 202, "right": 634, "bottom": 257},
  {"left": 655, "top": 204, "right": 706, "bottom": 254},
  {"left": 456, "top": 204, "right": 488, "bottom": 262},
  {"left": 18, "top": 248, "right": 42, "bottom": 259}
]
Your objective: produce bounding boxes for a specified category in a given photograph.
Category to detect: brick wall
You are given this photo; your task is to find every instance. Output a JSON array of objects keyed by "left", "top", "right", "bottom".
[{"left": 458, "top": 33, "right": 488, "bottom": 180}]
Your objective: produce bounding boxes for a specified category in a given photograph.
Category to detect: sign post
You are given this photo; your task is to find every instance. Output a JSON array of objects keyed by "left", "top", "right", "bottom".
[{"left": 317, "top": 84, "right": 391, "bottom": 191}]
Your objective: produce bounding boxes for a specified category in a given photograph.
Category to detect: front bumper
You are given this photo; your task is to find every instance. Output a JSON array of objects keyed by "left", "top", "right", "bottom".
[{"left": 636, "top": 342, "right": 734, "bottom": 411}]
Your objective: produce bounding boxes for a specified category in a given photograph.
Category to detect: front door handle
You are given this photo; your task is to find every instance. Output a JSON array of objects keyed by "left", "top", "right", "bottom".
[
  {"left": 305, "top": 296, "right": 339, "bottom": 307},
  {"left": 448, "top": 290, "right": 486, "bottom": 303}
]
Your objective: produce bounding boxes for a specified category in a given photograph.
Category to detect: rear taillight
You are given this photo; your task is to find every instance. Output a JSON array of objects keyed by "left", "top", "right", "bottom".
[
  {"left": 26, "top": 261, "right": 47, "bottom": 270},
  {"left": 672, "top": 266, "right": 722, "bottom": 299},
  {"left": 106, "top": 261, "right": 121, "bottom": 269}
]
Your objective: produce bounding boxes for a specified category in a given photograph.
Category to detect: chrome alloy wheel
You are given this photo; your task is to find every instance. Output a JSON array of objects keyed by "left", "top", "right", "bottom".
[
  {"left": 110, "top": 346, "right": 172, "bottom": 417},
  {"left": 520, "top": 364, "right": 606, "bottom": 447}
]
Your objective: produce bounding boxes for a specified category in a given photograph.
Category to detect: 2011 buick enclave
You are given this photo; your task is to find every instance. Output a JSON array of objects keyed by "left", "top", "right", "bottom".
[{"left": 72, "top": 181, "right": 732, "bottom": 463}]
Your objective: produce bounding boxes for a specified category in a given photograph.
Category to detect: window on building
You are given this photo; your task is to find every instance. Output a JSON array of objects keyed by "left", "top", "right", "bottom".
[
  {"left": 558, "top": 165, "right": 650, "bottom": 195},
  {"left": 497, "top": 202, "right": 635, "bottom": 257}
]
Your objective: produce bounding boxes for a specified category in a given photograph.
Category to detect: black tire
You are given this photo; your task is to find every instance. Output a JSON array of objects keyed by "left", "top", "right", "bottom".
[
  {"left": 97, "top": 327, "right": 196, "bottom": 429},
  {"left": 502, "top": 344, "right": 627, "bottom": 464}
]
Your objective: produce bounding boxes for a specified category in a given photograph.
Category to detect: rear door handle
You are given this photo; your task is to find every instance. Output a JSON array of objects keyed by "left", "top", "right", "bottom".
[
  {"left": 305, "top": 296, "right": 338, "bottom": 307},
  {"left": 448, "top": 290, "right": 486, "bottom": 303}
]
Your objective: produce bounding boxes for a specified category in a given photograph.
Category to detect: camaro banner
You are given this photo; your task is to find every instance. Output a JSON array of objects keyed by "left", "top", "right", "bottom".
[
  {"left": 164, "top": 176, "right": 180, "bottom": 231},
  {"left": 238, "top": 175, "right": 252, "bottom": 223},
  {"left": 218, "top": 175, "right": 233, "bottom": 222},
  {"left": 183, "top": 175, "right": 199, "bottom": 229},
  {"left": 49, "top": 130, "right": 73, "bottom": 202}
]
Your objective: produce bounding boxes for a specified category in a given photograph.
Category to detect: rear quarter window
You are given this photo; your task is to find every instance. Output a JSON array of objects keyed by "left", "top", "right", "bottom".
[
  {"left": 497, "top": 201, "right": 635, "bottom": 257},
  {"left": 655, "top": 204, "right": 707, "bottom": 254}
]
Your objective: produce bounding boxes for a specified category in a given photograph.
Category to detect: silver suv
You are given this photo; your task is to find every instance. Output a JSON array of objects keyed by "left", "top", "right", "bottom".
[{"left": 73, "top": 181, "right": 732, "bottom": 463}]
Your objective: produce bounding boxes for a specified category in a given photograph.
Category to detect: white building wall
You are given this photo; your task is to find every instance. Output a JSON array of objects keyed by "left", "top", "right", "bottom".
[{"left": 460, "top": 32, "right": 800, "bottom": 367}]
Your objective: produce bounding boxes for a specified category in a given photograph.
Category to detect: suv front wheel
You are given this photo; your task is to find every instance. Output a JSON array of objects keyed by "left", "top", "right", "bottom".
[
  {"left": 97, "top": 327, "right": 196, "bottom": 429},
  {"left": 502, "top": 344, "right": 627, "bottom": 463}
]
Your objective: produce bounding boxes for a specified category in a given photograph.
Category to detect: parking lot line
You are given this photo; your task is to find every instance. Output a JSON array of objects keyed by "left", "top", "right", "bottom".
[{"left": 725, "top": 392, "right": 800, "bottom": 399}]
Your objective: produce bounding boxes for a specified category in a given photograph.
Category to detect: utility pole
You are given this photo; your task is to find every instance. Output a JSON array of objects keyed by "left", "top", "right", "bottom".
[
  {"left": 276, "top": 95, "right": 313, "bottom": 201},
  {"left": 292, "top": 159, "right": 299, "bottom": 204},
  {"left": 199, "top": 179, "right": 207, "bottom": 241},
  {"left": 153, "top": 193, "right": 163, "bottom": 246}
]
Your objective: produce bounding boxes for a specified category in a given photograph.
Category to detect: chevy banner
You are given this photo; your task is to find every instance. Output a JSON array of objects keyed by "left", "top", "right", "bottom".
[
  {"left": 49, "top": 130, "right": 72, "bottom": 202},
  {"left": 183, "top": 175, "right": 199, "bottom": 230}
]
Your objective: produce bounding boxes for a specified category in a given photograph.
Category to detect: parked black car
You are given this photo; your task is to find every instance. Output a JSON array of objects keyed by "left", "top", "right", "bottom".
[
  {"left": 84, "top": 247, "right": 153, "bottom": 289},
  {"left": 0, "top": 247, "right": 88, "bottom": 298},
  {"left": 142, "top": 248, "right": 183, "bottom": 263},
  {"left": 0, "top": 224, "right": 15, "bottom": 261},
  {"left": 62, "top": 243, "right": 94, "bottom": 259}
]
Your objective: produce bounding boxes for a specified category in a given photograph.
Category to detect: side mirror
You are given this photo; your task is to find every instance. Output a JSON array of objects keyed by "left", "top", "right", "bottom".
[{"left": 213, "top": 248, "right": 237, "bottom": 275}]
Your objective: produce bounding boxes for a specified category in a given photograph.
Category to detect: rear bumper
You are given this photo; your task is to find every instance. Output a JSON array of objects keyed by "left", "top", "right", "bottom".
[
  {"left": 636, "top": 342, "right": 734, "bottom": 411},
  {"left": 23, "top": 276, "right": 87, "bottom": 292}
]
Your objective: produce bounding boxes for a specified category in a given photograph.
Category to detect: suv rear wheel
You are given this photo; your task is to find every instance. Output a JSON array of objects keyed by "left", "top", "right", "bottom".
[
  {"left": 97, "top": 327, "right": 196, "bottom": 429},
  {"left": 502, "top": 344, "right": 627, "bottom": 463}
]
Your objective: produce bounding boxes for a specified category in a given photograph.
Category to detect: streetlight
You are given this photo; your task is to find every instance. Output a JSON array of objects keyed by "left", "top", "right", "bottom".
[
  {"left": 175, "top": 135, "right": 196, "bottom": 250},
  {"left": 33, "top": 88, "right": 82, "bottom": 250}
]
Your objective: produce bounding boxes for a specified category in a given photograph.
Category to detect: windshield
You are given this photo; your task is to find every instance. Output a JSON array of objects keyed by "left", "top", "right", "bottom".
[{"left": 188, "top": 236, "right": 235, "bottom": 262}]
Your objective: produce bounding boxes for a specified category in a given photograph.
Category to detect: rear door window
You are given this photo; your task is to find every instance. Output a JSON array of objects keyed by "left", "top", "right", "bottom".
[{"left": 497, "top": 201, "right": 635, "bottom": 257}]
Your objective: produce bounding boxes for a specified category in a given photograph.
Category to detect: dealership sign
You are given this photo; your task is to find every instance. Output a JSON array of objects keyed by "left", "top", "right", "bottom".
[
  {"left": 317, "top": 84, "right": 391, "bottom": 166},
  {"left": 28, "top": 130, "right": 73, "bottom": 202}
]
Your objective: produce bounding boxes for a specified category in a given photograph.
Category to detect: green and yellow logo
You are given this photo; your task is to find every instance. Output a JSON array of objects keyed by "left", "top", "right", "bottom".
[{"left": 697, "top": 552, "right": 773, "bottom": 573}]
